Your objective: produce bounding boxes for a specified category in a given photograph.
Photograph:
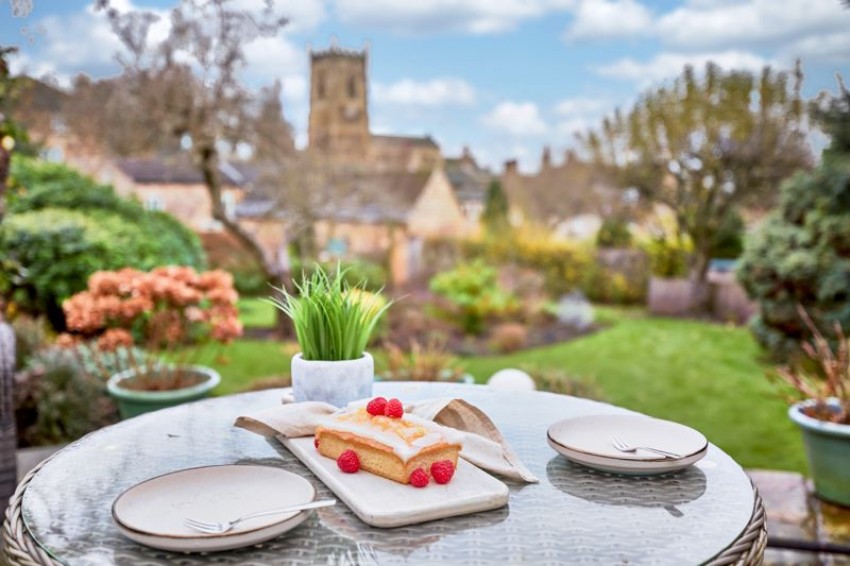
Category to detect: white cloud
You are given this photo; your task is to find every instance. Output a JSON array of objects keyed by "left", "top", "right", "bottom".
[
  {"left": 595, "top": 50, "right": 770, "bottom": 83},
  {"left": 482, "top": 101, "right": 548, "bottom": 136},
  {"left": 372, "top": 78, "right": 476, "bottom": 107},
  {"left": 231, "top": 0, "right": 326, "bottom": 33},
  {"left": 556, "top": 117, "right": 592, "bottom": 138},
  {"left": 656, "top": 0, "right": 849, "bottom": 55},
  {"left": 242, "top": 34, "right": 305, "bottom": 83},
  {"left": 785, "top": 31, "right": 850, "bottom": 63},
  {"left": 564, "top": 0, "right": 652, "bottom": 41},
  {"left": 333, "top": 0, "right": 574, "bottom": 35},
  {"left": 554, "top": 97, "right": 612, "bottom": 116}
]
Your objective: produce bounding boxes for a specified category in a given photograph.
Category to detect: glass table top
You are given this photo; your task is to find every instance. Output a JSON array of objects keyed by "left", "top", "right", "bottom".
[{"left": 21, "top": 382, "right": 756, "bottom": 565}]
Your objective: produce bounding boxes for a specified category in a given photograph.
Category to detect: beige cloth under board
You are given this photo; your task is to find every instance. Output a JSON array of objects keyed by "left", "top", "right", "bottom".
[{"left": 234, "top": 397, "right": 538, "bottom": 483}]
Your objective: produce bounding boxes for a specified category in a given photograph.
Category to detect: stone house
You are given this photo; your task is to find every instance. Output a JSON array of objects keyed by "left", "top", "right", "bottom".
[
  {"left": 501, "top": 147, "right": 620, "bottom": 238},
  {"left": 237, "top": 166, "right": 471, "bottom": 285},
  {"left": 100, "top": 157, "right": 247, "bottom": 233}
]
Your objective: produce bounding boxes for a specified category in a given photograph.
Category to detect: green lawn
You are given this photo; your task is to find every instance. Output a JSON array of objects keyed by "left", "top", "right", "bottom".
[
  {"left": 238, "top": 297, "right": 276, "bottom": 328},
  {"left": 219, "top": 302, "right": 805, "bottom": 473}
]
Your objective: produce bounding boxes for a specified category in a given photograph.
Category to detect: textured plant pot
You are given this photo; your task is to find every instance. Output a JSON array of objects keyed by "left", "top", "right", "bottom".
[
  {"left": 789, "top": 399, "right": 850, "bottom": 507},
  {"left": 107, "top": 366, "right": 221, "bottom": 420},
  {"left": 291, "top": 353, "right": 373, "bottom": 407}
]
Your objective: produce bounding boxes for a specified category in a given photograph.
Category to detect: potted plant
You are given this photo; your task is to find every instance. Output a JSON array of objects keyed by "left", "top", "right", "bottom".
[
  {"left": 60, "top": 267, "right": 242, "bottom": 418},
  {"left": 775, "top": 308, "right": 850, "bottom": 506},
  {"left": 268, "top": 266, "right": 391, "bottom": 407}
]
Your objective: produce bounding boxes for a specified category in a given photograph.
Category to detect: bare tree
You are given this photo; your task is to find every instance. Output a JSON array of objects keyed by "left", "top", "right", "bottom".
[
  {"left": 251, "top": 81, "right": 295, "bottom": 162},
  {"left": 97, "top": 0, "right": 288, "bottom": 282},
  {"left": 62, "top": 74, "right": 179, "bottom": 157},
  {"left": 580, "top": 62, "right": 812, "bottom": 308}
]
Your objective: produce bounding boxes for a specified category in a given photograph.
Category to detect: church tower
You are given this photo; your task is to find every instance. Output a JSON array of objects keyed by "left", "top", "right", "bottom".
[{"left": 308, "top": 43, "right": 370, "bottom": 160}]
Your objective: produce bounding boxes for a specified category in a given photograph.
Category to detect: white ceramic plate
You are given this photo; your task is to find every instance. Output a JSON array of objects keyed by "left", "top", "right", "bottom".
[
  {"left": 547, "top": 415, "right": 708, "bottom": 475},
  {"left": 112, "top": 464, "right": 315, "bottom": 552}
]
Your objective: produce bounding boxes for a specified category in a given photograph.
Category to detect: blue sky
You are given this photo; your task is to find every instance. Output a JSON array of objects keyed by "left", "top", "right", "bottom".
[{"left": 2, "top": 0, "right": 849, "bottom": 172}]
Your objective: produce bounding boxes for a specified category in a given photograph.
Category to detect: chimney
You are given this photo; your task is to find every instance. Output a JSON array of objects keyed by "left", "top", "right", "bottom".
[
  {"left": 564, "top": 149, "right": 578, "bottom": 166},
  {"left": 541, "top": 146, "right": 551, "bottom": 170},
  {"left": 504, "top": 159, "right": 518, "bottom": 176},
  {"left": 461, "top": 145, "right": 474, "bottom": 163}
]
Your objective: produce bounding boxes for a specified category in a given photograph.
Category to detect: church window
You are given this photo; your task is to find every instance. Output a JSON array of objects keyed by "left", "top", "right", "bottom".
[
  {"left": 317, "top": 72, "right": 326, "bottom": 99},
  {"left": 347, "top": 76, "right": 357, "bottom": 98}
]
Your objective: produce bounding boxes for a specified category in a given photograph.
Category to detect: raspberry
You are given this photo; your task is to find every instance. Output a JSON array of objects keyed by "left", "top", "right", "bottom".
[
  {"left": 337, "top": 449, "right": 360, "bottom": 473},
  {"left": 314, "top": 437, "right": 320, "bottom": 450},
  {"left": 409, "top": 468, "right": 429, "bottom": 488},
  {"left": 366, "top": 397, "right": 388, "bottom": 416},
  {"left": 430, "top": 460, "right": 455, "bottom": 484},
  {"left": 384, "top": 398, "right": 404, "bottom": 419}
]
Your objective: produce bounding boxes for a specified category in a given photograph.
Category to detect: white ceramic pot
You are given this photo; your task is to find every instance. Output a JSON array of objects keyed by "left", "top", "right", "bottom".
[{"left": 291, "top": 352, "right": 374, "bottom": 407}]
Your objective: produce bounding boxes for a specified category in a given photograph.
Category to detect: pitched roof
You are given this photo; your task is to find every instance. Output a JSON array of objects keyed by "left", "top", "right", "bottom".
[
  {"left": 237, "top": 170, "right": 432, "bottom": 225},
  {"left": 115, "top": 157, "right": 256, "bottom": 186},
  {"left": 501, "top": 158, "right": 617, "bottom": 222},
  {"left": 371, "top": 134, "right": 439, "bottom": 149},
  {"left": 444, "top": 158, "right": 492, "bottom": 204}
]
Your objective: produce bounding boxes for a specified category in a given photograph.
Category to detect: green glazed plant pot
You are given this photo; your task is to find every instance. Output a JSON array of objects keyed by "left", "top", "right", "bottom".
[
  {"left": 107, "top": 366, "right": 221, "bottom": 420},
  {"left": 789, "top": 399, "right": 850, "bottom": 507}
]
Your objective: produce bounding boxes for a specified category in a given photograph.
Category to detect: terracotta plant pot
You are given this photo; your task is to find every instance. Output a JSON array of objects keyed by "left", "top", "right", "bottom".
[
  {"left": 291, "top": 353, "right": 373, "bottom": 407},
  {"left": 789, "top": 399, "right": 850, "bottom": 507},
  {"left": 107, "top": 366, "right": 221, "bottom": 419}
]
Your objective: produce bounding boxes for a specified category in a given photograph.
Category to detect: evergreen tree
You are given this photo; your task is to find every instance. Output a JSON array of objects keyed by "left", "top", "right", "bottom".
[
  {"left": 811, "top": 75, "right": 850, "bottom": 161},
  {"left": 481, "top": 179, "right": 510, "bottom": 233}
]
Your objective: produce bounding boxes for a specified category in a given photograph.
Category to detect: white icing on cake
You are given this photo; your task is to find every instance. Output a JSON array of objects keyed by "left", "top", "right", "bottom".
[{"left": 317, "top": 407, "right": 463, "bottom": 462}]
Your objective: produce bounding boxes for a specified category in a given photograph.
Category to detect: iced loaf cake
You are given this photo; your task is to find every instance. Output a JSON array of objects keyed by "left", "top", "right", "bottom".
[{"left": 314, "top": 397, "right": 461, "bottom": 487}]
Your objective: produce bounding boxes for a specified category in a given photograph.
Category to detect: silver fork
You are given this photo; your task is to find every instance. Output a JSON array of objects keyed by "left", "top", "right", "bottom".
[
  {"left": 611, "top": 434, "right": 682, "bottom": 459},
  {"left": 184, "top": 499, "right": 336, "bottom": 534}
]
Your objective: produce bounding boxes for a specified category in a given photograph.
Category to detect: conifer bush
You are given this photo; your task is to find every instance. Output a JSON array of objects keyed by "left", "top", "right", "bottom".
[{"left": 737, "top": 162, "right": 850, "bottom": 359}]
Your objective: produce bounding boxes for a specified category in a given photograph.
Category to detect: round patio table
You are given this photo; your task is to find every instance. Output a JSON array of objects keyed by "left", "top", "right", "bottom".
[{"left": 3, "top": 382, "right": 765, "bottom": 565}]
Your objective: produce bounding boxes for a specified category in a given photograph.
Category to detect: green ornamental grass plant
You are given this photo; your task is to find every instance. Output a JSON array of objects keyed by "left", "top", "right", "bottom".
[{"left": 268, "top": 266, "right": 391, "bottom": 361}]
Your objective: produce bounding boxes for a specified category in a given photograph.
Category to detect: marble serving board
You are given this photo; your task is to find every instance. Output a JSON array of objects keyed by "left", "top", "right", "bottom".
[{"left": 281, "top": 436, "right": 510, "bottom": 528}]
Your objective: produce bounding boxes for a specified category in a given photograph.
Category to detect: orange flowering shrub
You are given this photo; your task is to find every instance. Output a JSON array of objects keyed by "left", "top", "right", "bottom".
[{"left": 60, "top": 266, "right": 242, "bottom": 351}]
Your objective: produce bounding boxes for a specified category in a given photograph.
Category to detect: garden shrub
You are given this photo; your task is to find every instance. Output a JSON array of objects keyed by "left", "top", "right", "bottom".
[
  {"left": 738, "top": 162, "right": 850, "bottom": 360},
  {"left": 336, "top": 259, "right": 388, "bottom": 293},
  {"left": 1, "top": 157, "right": 205, "bottom": 328},
  {"left": 580, "top": 249, "right": 648, "bottom": 305},
  {"left": 489, "top": 322, "right": 529, "bottom": 354},
  {"left": 200, "top": 231, "right": 267, "bottom": 296},
  {"left": 710, "top": 212, "right": 745, "bottom": 260},
  {"left": 0, "top": 208, "right": 201, "bottom": 329},
  {"left": 642, "top": 236, "right": 691, "bottom": 278},
  {"left": 596, "top": 216, "right": 632, "bottom": 249},
  {"left": 14, "top": 346, "right": 119, "bottom": 446},
  {"left": 11, "top": 315, "right": 50, "bottom": 371},
  {"left": 430, "top": 259, "right": 520, "bottom": 335},
  {"left": 463, "top": 233, "right": 592, "bottom": 296}
]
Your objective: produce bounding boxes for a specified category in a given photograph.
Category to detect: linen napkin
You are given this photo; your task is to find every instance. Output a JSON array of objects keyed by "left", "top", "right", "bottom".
[{"left": 234, "top": 398, "right": 539, "bottom": 483}]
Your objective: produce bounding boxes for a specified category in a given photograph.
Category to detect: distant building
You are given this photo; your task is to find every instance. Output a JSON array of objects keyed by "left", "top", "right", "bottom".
[
  {"left": 445, "top": 146, "right": 491, "bottom": 228},
  {"left": 237, "top": 167, "right": 472, "bottom": 285},
  {"left": 501, "top": 147, "right": 619, "bottom": 238},
  {"left": 106, "top": 158, "right": 249, "bottom": 232},
  {"left": 13, "top": 47, "right": 492, "bottom": 285},
  {"left": 307, "top": 44, "right": 442, "bottom": 174}
]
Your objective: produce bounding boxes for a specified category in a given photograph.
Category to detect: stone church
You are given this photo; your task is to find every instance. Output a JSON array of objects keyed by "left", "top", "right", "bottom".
[
  {"left": 235, "top": 43, "right": 491, "bottom": 285},
  {"left": 307, "top": 44, "right": 442, "bottom": 174}
]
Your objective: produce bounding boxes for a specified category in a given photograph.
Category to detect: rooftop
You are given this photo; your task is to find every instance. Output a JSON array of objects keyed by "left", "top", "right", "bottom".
[{"left": 115, "top": 157, "right": 258, "bottom": 187}]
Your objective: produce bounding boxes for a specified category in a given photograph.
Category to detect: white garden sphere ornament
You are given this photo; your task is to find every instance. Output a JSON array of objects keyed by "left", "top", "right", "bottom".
[{"left": 487, "top": 369, "right": 536, "bottom": 391}]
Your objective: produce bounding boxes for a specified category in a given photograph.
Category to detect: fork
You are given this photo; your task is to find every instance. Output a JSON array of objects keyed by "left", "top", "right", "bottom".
[
  {"left": 184, "top": 499, "right": 336, "bottom": 534},
  {"left": 610, "top": 434, "right": 682, "bottom": 459}
]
